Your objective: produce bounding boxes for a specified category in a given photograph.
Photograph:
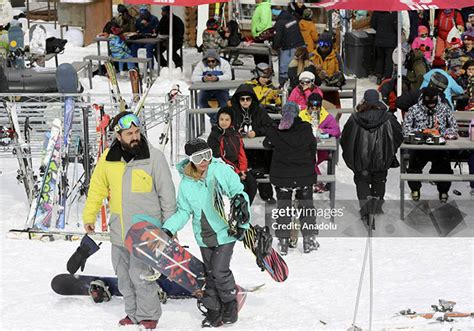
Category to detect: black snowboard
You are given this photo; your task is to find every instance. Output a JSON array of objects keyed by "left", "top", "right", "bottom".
[{"left": 51, "top": 274, "right": 193, "bottom": 299}]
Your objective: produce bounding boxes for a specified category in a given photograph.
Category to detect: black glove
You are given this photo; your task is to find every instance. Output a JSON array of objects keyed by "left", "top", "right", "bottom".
[
  {"left": 234, "top": 227, "right": 247, "bottom": 241},
  {"left": 67, "top": 234, "right": 101, "bottom": 274},
  {"left": 162, "top": 228, "right": 173, "bottom": 238}
]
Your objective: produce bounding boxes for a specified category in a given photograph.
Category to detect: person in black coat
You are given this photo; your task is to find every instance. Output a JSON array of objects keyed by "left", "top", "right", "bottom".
[
  {"left": 263, "top": 102, "right": 318, "bottom": 255},
  {"left": 371, "top": 11, "right": 398, "bottom": 84},
  {"left": 273, "top": 8, "right": 306, "bottom": 86},
  {"left": 340, "top": 89, "right": 403, "bottom": 224},
  {"left": 157, "top": 6, "right": 184, "bottom": 68},
  {"left": 207, "top": 107, "right": 258, "bottom": 204},
  {"left": 231, "top": 84, "right": 275, "bottom": 203}
]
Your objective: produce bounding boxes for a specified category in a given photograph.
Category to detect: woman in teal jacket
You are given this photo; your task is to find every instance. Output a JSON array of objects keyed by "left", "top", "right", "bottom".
[{"left": 162, "top": 138, "right": 250, "bottom": 328}]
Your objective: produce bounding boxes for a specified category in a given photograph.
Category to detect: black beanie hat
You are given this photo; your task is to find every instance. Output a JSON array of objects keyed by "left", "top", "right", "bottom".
[{"left": 185, "top": 138, "right": 209, "bottom": 156}]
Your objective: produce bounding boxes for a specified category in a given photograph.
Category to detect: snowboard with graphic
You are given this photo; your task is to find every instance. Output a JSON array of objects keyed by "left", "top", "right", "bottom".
[
  {"left": 8, "top": 25, "right": 25, "bottom": 68},
  {"left": 29, "top": 24, "right": 47, "bottom": 55}
]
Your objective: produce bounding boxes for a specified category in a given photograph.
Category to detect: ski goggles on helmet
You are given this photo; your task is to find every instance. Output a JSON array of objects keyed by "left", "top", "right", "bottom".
[
  {"left": 318, "top": 40, "right": 331, "bottom": 48},
  {"left": 114, "top": 113, "right": 141, "bottom": 132},
  {"left": 189, "top": 148, "right": 213, "bottom": 165},
  {"left": 309, "top": 100, "right": 322, "bottom": 108}
]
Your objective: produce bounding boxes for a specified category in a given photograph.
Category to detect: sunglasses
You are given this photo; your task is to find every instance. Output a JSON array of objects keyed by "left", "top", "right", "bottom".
[
  {"left": 189, "top": 148, "right": 213, "bottom": 165},
  {"left": 300, "top": 79, "right": 314, "bottom": 85},
  {"left": 318, "top": 41, "right": 331, "bottom": 48},
  {"left": 240, "top": 96, "right": 252, "bottom": 102},
  {"left": 207, "top": 59, "right": 217, "bottom": 64},
  {"left": 114, "top": 113, "right": 141, "bottom": 132}
]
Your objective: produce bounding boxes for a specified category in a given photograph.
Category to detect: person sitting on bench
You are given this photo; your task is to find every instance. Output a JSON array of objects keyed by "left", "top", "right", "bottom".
[
  {"left": 130, "top": 6, "right": 159, "bottom": 69},
  {"left": 191, "top": 49, "right": 232, "bottom": 125}
]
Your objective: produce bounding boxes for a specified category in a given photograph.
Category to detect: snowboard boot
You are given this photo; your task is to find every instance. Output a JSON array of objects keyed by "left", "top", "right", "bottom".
[
  {"left": 222, "top": 299, "right": 238, "bottom": 324},
  {"left": 278, "top": 238, "right": 289, "bottom": 256},
  {"left": 303, "top": 235, "right": 320, "bottom": 253},
  {"left": 289, "top": 236, "right": 298, "bottom": 248},
  {"left": 139, "top": 320, "right": 157, "bottom": 329},
  {"left": 118, "top": 316, "right": 134, "bottom": 326},
  {"left": 439, "top": 192, "right": 448, "bottom": 203},
  {"left": 202, "top": 309, "right": 223, "bottom": 328}
]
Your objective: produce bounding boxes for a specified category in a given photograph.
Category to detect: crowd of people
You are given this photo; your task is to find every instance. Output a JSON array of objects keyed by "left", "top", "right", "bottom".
[{"left": 82, "top": 3, "right": 474, "bottom": 329}]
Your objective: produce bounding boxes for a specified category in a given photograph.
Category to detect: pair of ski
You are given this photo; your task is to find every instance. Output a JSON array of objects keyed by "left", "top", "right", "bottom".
[
  {"left": 25, "top": 63, "right": 78, "bottom": 231},
  {"left": 398, "top": 299, "right": 473, "bottom": 322}
]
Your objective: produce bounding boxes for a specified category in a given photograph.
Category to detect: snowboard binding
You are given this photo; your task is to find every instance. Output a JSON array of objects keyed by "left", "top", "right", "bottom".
[
  {"left": 227, "top": 194, "right": 250, "bottom": 238},
  {"left": 88, "top": 280, "right": 111, "bottom": 303},
  {"left": 254, "top": 225, "right": 273, "bottom": 270},
  {"left": 432, "top": 299, "right": 456, "bottom": 312}
]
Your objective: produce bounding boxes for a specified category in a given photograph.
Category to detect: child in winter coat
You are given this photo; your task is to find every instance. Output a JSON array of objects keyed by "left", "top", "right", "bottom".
[
  {"left": 106, "top": 22, "right": 136, "bottom": 73},
  {"left": 411, "top": 25, "right": 433, "bottom": 63},
  {"left": 288, "top": 71, "right": 323, "bottom": 110},
  {"left": 208, "top": 107, "right": 258, "bottom": 204},
  {"left": 263, "top": 102, "right": 318, "bottom": 255},
  {"left": 162, "top": 138, "right": 250, "bottom": 328},
  {"left": 299, "top": 93, "right": 341, "bottom": 193}
]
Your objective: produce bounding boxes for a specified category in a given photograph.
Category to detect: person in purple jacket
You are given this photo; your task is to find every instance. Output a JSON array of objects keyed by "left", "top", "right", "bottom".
[{"left": 299, "top": 93, "right": 340, "bottom": 193}]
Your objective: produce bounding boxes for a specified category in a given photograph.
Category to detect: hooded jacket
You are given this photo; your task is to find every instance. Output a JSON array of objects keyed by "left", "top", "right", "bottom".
[
  {"left": 311, "top": 48, "right": 342, "bottom": 77},
  {"left": 402, "top": 96, "right": 458, "bottom": 137},
  {"left": 251, "top": 0, "right": 273, "bottom": 38},
  {"left": 263, "top": 117, "right": 317, "bottom": 188},
  {"left": 435, "top": 10, "right": 464, "bottom": 40},
  {"left": 273, "top": 10, "right": 305, "bottom": 50},
  {"left": 299, "top": 18, "right": 318, "bottom": 53},
  {"left": 135, "top": 10, "right": 159, "bottom": 34},
  {"left": 82, "top": 138, "right": 176, "bottom": 246},
  {"left": 406, "top": 49, "right": 430, "bottom": 90},
  {"left": 191, "top": 49, "right": 232, "bottom": 83},
  {"left": 340, "top": 109, "right": 403, "bottom": 173},
  {"left": 162, "top": 158, "right": 250, "bottom": 248},
  {"left": 207, "top": 107, "right": 248, "bottom": 174},
  {"left": 230, "top": 84, "right": 274, "bottom": 136}
]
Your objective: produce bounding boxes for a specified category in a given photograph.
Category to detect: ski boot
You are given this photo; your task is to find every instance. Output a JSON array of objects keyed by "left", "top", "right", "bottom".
[
  {"left": 278, "top": 238, "right": 289, "bottom": 256},
  {"left": 303, "top": 235, "right": 320, "bottom": 253},
  {"left": 439, "top": 192, "right": 448, "bottom": 203},
  {"left": 411, "top": 190, "right": 420, "bottom": 201},
  {"left": 289, "top": 236, "right": 298, "bottom": 249},
  {"left": 222, "top": 299, "right": 238, "bottom": 324},
  {"left": 202, "top": 309, "right": 223, "bottom": 328}
]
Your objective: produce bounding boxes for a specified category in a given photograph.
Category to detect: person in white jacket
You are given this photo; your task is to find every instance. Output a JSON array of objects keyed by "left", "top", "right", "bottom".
[{"left": 192, "top": 49, "right": 232, "bottom": 125}]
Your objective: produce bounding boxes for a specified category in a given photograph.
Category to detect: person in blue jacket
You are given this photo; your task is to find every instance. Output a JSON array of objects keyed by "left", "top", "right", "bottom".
[
  {"left": 162, "top": 138, "right": 250, "bottom": 328},
  {"left": 420, "top": 68, "right": 464, "bottom": 110}
]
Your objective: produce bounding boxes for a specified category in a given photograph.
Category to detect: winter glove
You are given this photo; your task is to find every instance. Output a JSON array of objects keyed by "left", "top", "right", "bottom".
[
  {"left": 162, "top": 228, "right": 174, "bottom": 238},
  {"left": 67, "top": 234, "right": 101, "bottom": 274}
]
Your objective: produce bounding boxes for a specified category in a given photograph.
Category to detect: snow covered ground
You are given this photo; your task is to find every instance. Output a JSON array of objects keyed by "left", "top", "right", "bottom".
[{"left": 1, "top": 21, "right": 473, "bottom": 330}]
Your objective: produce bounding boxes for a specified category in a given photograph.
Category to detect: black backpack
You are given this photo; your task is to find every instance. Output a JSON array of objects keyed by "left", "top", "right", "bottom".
[
  {"left": 227, "top": 20, "right": 242, "bottom": 47},
  {"left": 46, "top": 37, "right": 68, "bottom": 54}
]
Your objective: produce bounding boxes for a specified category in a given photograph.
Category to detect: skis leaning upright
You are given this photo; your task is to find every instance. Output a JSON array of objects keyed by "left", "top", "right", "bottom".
[{"left": 104, "top": 61, "right": 127, "bottom": 113}]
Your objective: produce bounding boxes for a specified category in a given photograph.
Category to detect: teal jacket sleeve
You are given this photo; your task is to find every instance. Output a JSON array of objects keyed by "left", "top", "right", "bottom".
[{"left": 161, "top": 183, "right": 192, "bottom": 235}]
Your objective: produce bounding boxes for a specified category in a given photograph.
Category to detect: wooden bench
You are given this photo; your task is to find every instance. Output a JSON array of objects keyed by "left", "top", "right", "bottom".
[
  {"left": 83, "top": 55, "right": 152, "bottom": 89},
  {"left": 256, "top": 174, "right": 336, "bottom": 184}
]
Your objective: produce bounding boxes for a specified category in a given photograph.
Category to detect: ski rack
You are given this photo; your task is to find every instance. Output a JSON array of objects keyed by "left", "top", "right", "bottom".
[{"left": 0, "top": 92, "right": 188, "bottom": 213}]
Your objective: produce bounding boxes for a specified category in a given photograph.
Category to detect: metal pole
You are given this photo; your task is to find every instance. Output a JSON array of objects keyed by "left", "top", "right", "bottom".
[
  {"left": 82, "top": 106, "right": 91, "bottom": 194},
  {"left": 169, "top": 7, "right": 174, "bottom": 73},
  {"left": 397, "top": 12, "right": 402, "bottom": 97}
]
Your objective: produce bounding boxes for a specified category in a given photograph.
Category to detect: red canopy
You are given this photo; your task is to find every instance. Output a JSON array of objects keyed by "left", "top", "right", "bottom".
[
  {"left": 124, "top": 0, "right": 227, "bottom": 6},
  {"left": 318, "top": 0, "right": 473, "bottom": 11}
]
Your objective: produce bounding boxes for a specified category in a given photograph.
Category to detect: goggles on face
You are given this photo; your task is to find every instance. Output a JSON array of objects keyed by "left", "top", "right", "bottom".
[
  {"left": 309, "top": 100, "right": 322, "bottom": 108},
  {"left": 318, "top": 41, "right": 331, "bottom": 48},
  {"left": 189, "top": 148, "right": 213, "bottom": 165},
  {"left": 114, "top": 113, "right": 141, "bottom": 132},
  {"left": 300, "top": 79, "right": 314, "bottom": 85}
]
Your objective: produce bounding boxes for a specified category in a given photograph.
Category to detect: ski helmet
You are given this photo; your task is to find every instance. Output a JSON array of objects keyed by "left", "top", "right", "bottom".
[{"left": 253, "top": 62, "right": 273, "bottom": 78}]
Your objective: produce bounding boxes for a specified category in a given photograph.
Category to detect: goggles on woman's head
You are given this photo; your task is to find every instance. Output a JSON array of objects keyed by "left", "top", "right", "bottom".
[
  {"left": 114, "top": 113, "right": 141, "bottom": 132},
  {"left": 189, "top": 148, "right": 213, "bottom": 165}
]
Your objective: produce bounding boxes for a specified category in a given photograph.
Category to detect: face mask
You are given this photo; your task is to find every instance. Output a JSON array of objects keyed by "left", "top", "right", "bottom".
[
  {"left": 272, "top": 9, "right": 282, "bottom": 16},
  {"left": 423, "top": 96, "right": 438, "bottom": 110},
  {"left": 420, "top": 36, "right": 427, "bottom": 41}
]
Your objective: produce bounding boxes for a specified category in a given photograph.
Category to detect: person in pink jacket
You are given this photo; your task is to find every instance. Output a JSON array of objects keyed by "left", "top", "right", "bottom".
[
  {"left": 411, "top": 25, "right": 434, "bottom": 63},
  {"left": 288, "top": 71, "right": 323, "bottom": 110}
]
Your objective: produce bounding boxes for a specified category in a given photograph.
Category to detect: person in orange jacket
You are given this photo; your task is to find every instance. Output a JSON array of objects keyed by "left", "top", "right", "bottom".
[{"left": 299, "top": 9, "right": 318, "bottom": 53}]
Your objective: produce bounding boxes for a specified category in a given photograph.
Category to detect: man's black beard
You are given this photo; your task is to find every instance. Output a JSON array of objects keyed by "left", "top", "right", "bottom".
[{"left": 121, "top": 139, "right": 142, "bottom": 155}]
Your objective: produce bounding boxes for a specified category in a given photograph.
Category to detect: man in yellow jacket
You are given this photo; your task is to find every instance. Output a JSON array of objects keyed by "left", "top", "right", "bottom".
[{"left": 82, "top": 112, "right": 176, "bottom": 329}]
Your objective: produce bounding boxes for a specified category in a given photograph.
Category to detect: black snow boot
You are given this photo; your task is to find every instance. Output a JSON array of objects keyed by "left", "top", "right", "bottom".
[
  {"left": 303, "top": 235, "right": 320, "bottom": 253},
  {"left": 222, "top": 299, "right": 238, "bottom": 324},
  {"left": 202, "top": 309, "right": 223, "bottom": 328}
]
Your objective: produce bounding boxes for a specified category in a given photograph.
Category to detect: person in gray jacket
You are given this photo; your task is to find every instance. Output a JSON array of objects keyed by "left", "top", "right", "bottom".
[
  {"left": 82, "top": 111, "right": 176, "bottom": 330},
  {"left": 192, "top": 49, "right": 233, "bottom": 125}
]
